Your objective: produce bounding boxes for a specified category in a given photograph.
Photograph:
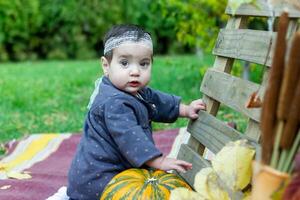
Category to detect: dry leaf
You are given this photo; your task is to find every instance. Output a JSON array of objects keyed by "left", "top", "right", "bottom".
[
  {"left": 242, "top": 191, "right": 251, "bottom": 200},
  {"left": 6, "top": 171, "right": 32, "bottom": 180},
  {"left": 170, "top": 187, "right": 204, "bottom": 200},
  {"left": 212, "top": 140, "right": 255, "bottom": 191},
  {"left": 245, "top": 91, "right": 262, "bottom": 108},
  {"left": 0, "top": 185, "right": 11, "bottom": 190},
  {"left": 194, "top": 168, "right": 230, "bottom": 200}
]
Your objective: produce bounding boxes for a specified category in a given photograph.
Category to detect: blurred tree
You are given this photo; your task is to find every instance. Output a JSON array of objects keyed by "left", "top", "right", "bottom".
[
  {"left": 0, "top": 0, "right": 229, "bottom": 61},
  {"left": 159, "top": 0, "right": 228, "bottom": 52},
  {"left": 0, "top": 0, "right": 126, "bottom": 60},
  {"left": 0, "top": 0, "right": 41, "bottom": 60},
  {"left": 120, "top": 0, "right": 179, "bottom": 54},
  {"left": 37, "top": 0, "right": 125, "bottom": 59}
]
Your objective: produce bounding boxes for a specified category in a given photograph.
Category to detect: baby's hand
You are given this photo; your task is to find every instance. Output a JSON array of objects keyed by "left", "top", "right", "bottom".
[
  {"left": 146, "top": 156, "right": 192, "bottom": 173},
  {"left": 180, "top": 99, "right": 206, "bottom": 119}
]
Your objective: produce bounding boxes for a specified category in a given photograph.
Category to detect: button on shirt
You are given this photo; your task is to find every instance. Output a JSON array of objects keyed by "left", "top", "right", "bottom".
[{"left": 67, "top": 76, "right": 181, "bottom": 200}]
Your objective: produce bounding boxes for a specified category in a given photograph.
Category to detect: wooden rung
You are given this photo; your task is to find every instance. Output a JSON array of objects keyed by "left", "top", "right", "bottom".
[
  {"left": 187, "top": 110, "right": 244, "bottom": 154},
  {"left": 177, "top": 144, "right": 211, "bottom": 186},
  {"left": 213, "top": 29, "right": 274, "bottom": 66},
  {"left": 245, "top": 119, "right": 261, "bottom": 142},
  {"left": 201, "top": 69, "right": 262, "bottom": 122},
  {"left": 225, "top": 0, "right": 300, "bottom": 18}
]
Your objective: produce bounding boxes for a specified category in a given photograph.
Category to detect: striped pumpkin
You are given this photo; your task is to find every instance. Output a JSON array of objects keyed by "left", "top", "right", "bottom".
[{"left": 100, "top": 168, "right": 192, "bottom": 200}]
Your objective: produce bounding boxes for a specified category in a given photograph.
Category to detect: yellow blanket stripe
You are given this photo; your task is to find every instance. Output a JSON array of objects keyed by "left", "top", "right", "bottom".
[
  {"left": 0, "top": 134, "right": 67, "bottom": 173},
  {"left": 0, "top": 133, "right": 71, "bottom": 180}
]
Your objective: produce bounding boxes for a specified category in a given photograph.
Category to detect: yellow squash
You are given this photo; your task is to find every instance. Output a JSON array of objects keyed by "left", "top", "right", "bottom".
[{"left": 100, "top": 168, "right": 192, "bottom": 200}]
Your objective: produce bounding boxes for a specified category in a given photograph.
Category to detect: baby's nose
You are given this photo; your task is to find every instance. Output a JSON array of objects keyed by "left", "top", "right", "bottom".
[{"left": 130, "top": 65, "right": 140, "bottom": 76}]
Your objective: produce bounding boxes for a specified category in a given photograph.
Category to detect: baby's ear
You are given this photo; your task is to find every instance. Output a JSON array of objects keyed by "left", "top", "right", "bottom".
[{"left": 101, "top": 56, "right": 109, "bottom": 76}]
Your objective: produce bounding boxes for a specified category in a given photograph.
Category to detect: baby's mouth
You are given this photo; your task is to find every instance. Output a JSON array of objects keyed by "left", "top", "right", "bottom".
[{"left": 128, "top": 81, "right": 140, "bottom": 87}]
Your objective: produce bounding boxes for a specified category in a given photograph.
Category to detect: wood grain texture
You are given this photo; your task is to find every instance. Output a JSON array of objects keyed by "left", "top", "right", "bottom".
[
  {"left": 176, "top": 144, "right": 211, "bottom": 186},
  {"left": 200, "top": 69, "right": 262, "bottom": 122},
  {"left": 187, "top": 110, "right": 244, "bottom": 154},
  {"left": 213, "top": 29, "right": 275, "bottom": 66},
  {"left": 185, "top": 16, "right": 248, "bottom": 156},
  {"left": 245, "top": 119, "right": 261, "bottom": 142}
]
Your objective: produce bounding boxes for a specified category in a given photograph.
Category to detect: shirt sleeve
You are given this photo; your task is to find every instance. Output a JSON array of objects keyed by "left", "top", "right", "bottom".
[
  {"left": 144, "top": 88, "right": 181, "bottom": 123},
  {"left": 104, "top": 97, "right": 162, "bottom": 167}
]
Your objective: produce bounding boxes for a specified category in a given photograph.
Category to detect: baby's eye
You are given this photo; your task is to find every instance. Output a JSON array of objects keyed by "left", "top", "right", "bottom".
[
  {"left": 140, "top": 62, "right": 150, "bottom": 69},
  {"left": 120, "top": 60, "right": 128, "bottom": 67}
]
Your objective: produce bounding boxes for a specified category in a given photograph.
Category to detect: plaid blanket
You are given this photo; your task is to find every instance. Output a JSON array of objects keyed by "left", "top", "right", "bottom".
[{"left": 0, "top": 128, "right": 188, "bottom": 200}]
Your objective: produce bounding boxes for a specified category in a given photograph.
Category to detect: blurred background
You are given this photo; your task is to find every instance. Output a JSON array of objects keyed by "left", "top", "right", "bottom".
[
  {"left": 0, "top": 0, "right": 228, "bottom": 61},
  {"left": 0, "top": 0, "right": 265, "bottom": 146}
]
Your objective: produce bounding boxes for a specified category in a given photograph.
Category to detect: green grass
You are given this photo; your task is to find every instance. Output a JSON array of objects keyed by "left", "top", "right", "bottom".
[
  {"left": 0, "top": 60, "right": 100, "bottom": 142},
  {"left": 0, "top": 55, "right": 263, "bottom": 145},
  {"left": 0, "top": 55, "right": 213, "bottom": 143}
]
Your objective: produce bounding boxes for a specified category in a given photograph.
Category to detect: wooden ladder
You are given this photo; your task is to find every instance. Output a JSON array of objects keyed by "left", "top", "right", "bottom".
[{"left": 176, "top": 0, "right": 300, "bottom": 186}]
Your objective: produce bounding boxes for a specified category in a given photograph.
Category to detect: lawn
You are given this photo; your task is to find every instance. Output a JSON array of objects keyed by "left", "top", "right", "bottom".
[
  {"left": 0, "top": 55, "right": 211, "bottom": 143},
  {"left": 0, "top": 54, "right": 262, "bottom": 144}
]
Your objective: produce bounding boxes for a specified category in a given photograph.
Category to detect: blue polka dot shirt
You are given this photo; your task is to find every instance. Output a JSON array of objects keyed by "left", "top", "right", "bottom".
[{"left": 67, "top": 76, "right": 181, "bottom": 200}]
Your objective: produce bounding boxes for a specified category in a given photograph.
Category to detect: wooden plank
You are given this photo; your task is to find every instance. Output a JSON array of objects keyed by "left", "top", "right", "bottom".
[
  {"left": 213, "top": 17, "right": 249, "bottom": 73},
  {"left": 206, "top": 17, "right": 248, "bottom": 116},
  {"left": 177, "top": 144, "right": 211, "bottom": 186},
  {"left": 188, "top": 110, "right": 245, "bottom": 154},
  {"left": 200, "top": 69, "right": 262, "bottom": 122},
  {"left": 245, "top": 119, "right": 261, "bottom": 142},
  {"left": 243, "top": 63, "right": 271, "bottom": 142},
  {"left": 213, "top": 29, "right": 275, "bottom": 67},
  {"left": 178, "top": 6, "right": 300, "bottom": 188},
  {"left": 186, "top": 16, "right": 248, "bottom": 155},
  {"left": 226, "top": 0, "right": 300, "bottom": 17},
  {"left": 202, "top": 95, "right": 220, "bottom": 116}
]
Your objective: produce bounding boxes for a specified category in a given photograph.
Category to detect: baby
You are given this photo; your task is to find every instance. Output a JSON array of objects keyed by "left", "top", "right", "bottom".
[{"left": 67, "top": 24, "right": 206, "bottom": 200}]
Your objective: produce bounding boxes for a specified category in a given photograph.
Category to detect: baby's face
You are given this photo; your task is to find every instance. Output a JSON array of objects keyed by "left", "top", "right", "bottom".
[{"left": 104, "top": 42, "right": 153, "bottom": 95}]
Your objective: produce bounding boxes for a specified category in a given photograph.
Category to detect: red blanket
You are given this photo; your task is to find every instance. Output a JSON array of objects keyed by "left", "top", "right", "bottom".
[{"left": 0, "top": 129, "right": 180, "bottom": 200}]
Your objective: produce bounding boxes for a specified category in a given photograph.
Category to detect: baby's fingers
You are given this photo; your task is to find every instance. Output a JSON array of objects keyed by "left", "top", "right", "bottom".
[
  {"left": 176, "top": 160, "right": 192, "bottom": 170},
  {"left": 183, "top": 164, "right": 193, "bottom": 170},
  {"left": 194, "top": 103, "right": 206, "bottom": 111},
  {"left": 172, "top": 164, "right": 187, "bottom": 173},
  {"left": 190, "top": 113, "right": 199, "bottom": 119}
]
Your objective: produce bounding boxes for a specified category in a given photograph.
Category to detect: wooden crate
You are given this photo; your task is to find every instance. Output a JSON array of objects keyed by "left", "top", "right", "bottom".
[{"left": 177, "top": 0, "right": 300, "bottom": 186}]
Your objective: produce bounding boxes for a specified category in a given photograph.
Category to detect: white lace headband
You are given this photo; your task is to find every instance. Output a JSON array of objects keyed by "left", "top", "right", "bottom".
[{"left": 103, "top": 31, "right": 153, "bottom": 55}]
